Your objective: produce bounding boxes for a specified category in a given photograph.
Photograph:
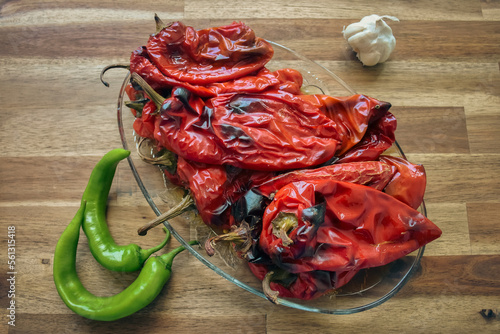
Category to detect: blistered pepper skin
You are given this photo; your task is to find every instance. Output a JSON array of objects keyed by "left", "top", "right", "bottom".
[
  {"left": 379, "top": 155, "right": 427, "bottom": 209},
  {"left": 259, "top": 179, "right": 442, "bottom": 274},
  {"left": 145, "top": 21, "right": 274, "bottom": 85}
]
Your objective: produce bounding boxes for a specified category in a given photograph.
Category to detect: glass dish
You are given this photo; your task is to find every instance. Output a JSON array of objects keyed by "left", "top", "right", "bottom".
[{"left": 116, "top": 41, "right": 426, "bottom": 315}]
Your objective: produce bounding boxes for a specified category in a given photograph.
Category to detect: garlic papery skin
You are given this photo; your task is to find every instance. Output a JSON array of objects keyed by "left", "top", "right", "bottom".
[{"left": 343, "top": 15, "right": 399, "bottom": 66}]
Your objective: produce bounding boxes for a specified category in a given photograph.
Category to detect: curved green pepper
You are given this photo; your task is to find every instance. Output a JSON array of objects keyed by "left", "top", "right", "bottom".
[
  {"left": 53, "top": 201, "right": 197, "bottom": 321},
  {"left": 81, "top": 148, "right": 168, "bottom": 272}
]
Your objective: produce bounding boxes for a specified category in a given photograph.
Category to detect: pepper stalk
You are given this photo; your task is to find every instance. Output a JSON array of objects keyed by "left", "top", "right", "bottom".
[
  {"left": 131, "top": 72, "right": 166, "bottom": 112},
  {"left": 204, "top": 222, "right": 252, "bottom": 256},
  {"left": 262, "top": 269, "right": 297, "bottom": 304},
  {"left": 271, "top": 212, "right": 298, "bottom": 247},
  {"left": 138, "top": 194, "right": 195, "bottom": 236},
  {"left": 100, "top": 64, "right": 130, "bottom": 87}
]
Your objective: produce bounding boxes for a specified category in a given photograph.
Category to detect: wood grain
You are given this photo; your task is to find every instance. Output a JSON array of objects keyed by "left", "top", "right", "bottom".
[{"left": 0, "top": 0, "right": 499, "bottom": 333}]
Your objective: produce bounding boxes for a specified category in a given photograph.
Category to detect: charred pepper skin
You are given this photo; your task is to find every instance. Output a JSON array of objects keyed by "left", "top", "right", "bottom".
[
  {"left": 53, "top": 201, "right": 197, "bottom": 321},
  {"left": 81, "top": 149, "right": 169, "bottom": 272}
]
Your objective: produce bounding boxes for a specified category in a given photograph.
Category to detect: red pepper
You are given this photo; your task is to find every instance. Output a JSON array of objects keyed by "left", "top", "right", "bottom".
[
  {"left": 336, "top": 110, "right": 397, "bottom": 163},
  {"left": 248, "top": 262, "right": 358, "bottom": 301},
  {"left": 254, "top": 160, "right": 395, "bottom": 199},
  {"left": 270, "top": 68, "right": 304, "bottom": 95},
  {"left": 174, "top": 157, "right": 271, "bottom": 229},
  {"left": 144, "top": 21, "right": 274, "bottom": 85},
  {"left": 299, "top": 94, "right": 393, "bottom": 155},
  {"left": 205, "top": 160, "right": 397, "bottom": 264},
  {"left": 259, "top": 179, "right": 442, "bottom": 274},
  {"left": 130, "top": 48, "right": 285, "bottom": 98},
  {"left": 130, "top": 73, "right": 342, "bottom": 172},
  {"left": 131, "top": 100, "right": 157, "bottom": 140},
  {"left": 201, "top": 90, "right": 341, "bottom": 170},
  {"left": 379, "top": 155, "right": 427, "bottom": 209}
]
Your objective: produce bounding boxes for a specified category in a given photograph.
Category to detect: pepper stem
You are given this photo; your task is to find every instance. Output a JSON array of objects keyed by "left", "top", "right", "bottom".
[
  {"left": 263, "top": 271, "right": 280, "bottom": 304},
  {"left": 136, "top": 137, "right": 176, "bottom": 167},
  {"left": 271, "top": 212, "right": 298, "bottom": 247},
  {"left": 154, "top": 13, "right": 170, "bottom": 34},
  {"left": 204, "top": 222, "right": 252, "bottom": 257},
  {"left": 262, "top": 269, "right": 297, "bottom": 304},
  {"left": 138, "top": 195, "right": 195, "bottom": 236},
  {"left": 159, "top": 240, "right": 199, "bottom": 269},
  {"left": 100, "top": 64, "right": 130, "bottom": 87},
  {"left": 139, "top": 227, "right": 171, "bottom": 261},
  {"left": 131, "top": 72, "right": 166, "bottom": 110},
  {"left": 125, "top": 99, "right": 149, "bottom": 116}
]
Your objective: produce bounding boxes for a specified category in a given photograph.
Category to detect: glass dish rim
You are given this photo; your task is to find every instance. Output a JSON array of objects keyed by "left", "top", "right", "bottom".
[{"left": 116, "top": 40, "right": 426, "bottom": 315}]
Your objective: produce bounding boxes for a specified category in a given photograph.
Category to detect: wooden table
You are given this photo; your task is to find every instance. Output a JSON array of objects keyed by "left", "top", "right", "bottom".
[{"left": 1, "top": 1, "right": 499, "bottom": 333}]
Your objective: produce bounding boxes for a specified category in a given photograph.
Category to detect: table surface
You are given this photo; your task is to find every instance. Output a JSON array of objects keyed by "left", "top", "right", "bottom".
[{"left": 1, "top": 1, "right": 499, "bottom": 333}]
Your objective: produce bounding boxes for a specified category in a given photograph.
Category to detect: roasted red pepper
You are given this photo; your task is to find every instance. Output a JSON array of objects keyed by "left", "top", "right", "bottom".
[
  {"left": 142, "top": 21, "right": 273, "bottom": 85},
  {"left": 121, "top": 18, "right": 442, "bottom": 303},
  {"left": 248, "top": 262, "right": 358, "bottom": 301},
  {"left": 259, "top": 179, "right": 442, "bottom": 275},
  {"left": 130, "top": 48, "right": 290, "bottom": 98},
  {"left": 206, "top": 159, "right": 398, "bottom": 261},
  {"left": 336, "top": 110, "right": 397, "bottom": 163},
  {"left": 254, "top": 160, "right": 395, "bottom": 199},
  {"left": 174, "top": 157, "right": 270, "bottom": 229},
  {"left": 379, "top": 155, "right": 427, "bottom": 209},
  {"left": 131, "top": 73, "right": 342, "bottom": 172},
  {"left": 270, "top": 68, "right": 304, "bottom": 95},
  {"left": 299, "top": 94, "right": 393, "bottom": 155}
]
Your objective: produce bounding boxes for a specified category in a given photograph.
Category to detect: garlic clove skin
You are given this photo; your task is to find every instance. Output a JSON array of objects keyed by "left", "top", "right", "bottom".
[{"left": 343, "top": 15, "right": 399, "bottom": 66}]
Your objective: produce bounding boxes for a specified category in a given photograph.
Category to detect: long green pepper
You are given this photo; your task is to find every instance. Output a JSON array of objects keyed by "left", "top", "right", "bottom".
[
  {"left": 53, "top": 200, "right": 197, "bottom": 321},
  {"left": 81, "top": 149, "right": 168, "bottom": 272}
]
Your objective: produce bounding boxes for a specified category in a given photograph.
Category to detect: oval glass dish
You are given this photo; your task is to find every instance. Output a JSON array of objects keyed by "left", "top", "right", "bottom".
[{"left": 116, "top": 41, "right": 426, "bottom": 315}]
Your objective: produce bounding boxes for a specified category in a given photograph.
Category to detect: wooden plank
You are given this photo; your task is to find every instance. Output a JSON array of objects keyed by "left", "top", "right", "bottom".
[
  {"left": 0, "top": 105, "right": 122, "bottom": 157},
  {"left": 391, "top": 106, "right": 470, "bottom": 154},
  {"left": 402, "top": 255, "right": 500, "bottom": 296},
  {"left": 481, "top": 0, "right": 500, "bottom": 20},
  {"left": 184, "top": 0, "right": 484, "bottom": 21},
  {"left": 423, "top": 203, "right": 471, "bottom": 256},
  {"left": 0, "top": 0, "right": 184, "bottom": 18},
  {"left": 267, "top": 295, "right": 500, "bottom": 333},
  {"left": 266, "top": 255, "right": 500, "bottom": 333},
  {"left": 315, "top": 61, "right": 500, "bottom": 108},
  {"left": 0, "top": 19, "right": 498, "bottom": 61},
  {"left": 468, "top": 203, "right": 500, "bottom": 255},
  {"left": 467, "top": 113, "right": 500, "bottom": 154},
  {"left": 406, "top": 153, "right": 500, "bottom": 203},
  {"left": 9, "top": 314, "right": 268, "bottom": 333},
  {"left": 0, "top": 157, "right": 110, "bottom": 202}
]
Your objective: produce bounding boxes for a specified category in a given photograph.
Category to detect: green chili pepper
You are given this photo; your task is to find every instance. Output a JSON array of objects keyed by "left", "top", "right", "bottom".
[
  {"left": 81, "top": 148, "right": 168, "bottom": 272},
  {"left": 53, "top": 200, "right": 197, "bottom": 321}
]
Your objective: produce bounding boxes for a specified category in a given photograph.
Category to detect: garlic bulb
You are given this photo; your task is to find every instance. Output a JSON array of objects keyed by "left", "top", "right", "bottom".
[{"left": 343, "top": 15, "right": 399, "bottom": 66}]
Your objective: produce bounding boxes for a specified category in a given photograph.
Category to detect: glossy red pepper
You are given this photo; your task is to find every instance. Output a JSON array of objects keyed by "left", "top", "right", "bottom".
[
  {"left": 174, "top": 157, "right": 270, "bottom": 229},
  {"left": 269, "top": 68, "right": 304, "bottom": 95},
  {"left": 253, "top": 160, "right": 395, "bottom": 199},
  {"left": 143, "top": 21, "right": 274, "bottom": 85},
  {"left": 299, "top": 94, "right": 393, "bottom": 155},
  {"left": 336, "top": 110, "right": 397, "bottom": 163},
  {"left": 206, "top": 160, "right": 397, "bottom": 262},
  {"left": 248, "top": 262, "right": 358, "bottom": 301},
  {"left": 130, "top": 73, "right": 342, "bottom": 172},
  {"left": 199, "top": 90, "right": 341, "bottom": 171},
  {"left": 259, "top": 179, "right": 442, "bottom": 274},
  {"left": 130, "top": 49, "right": 287, "bottom": 98},
  {"left": 379, "top": 155, "right": 427, "bottom": 209},
  {"left": 131, "top": 100, "right": 157, "bottom": 140}
]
